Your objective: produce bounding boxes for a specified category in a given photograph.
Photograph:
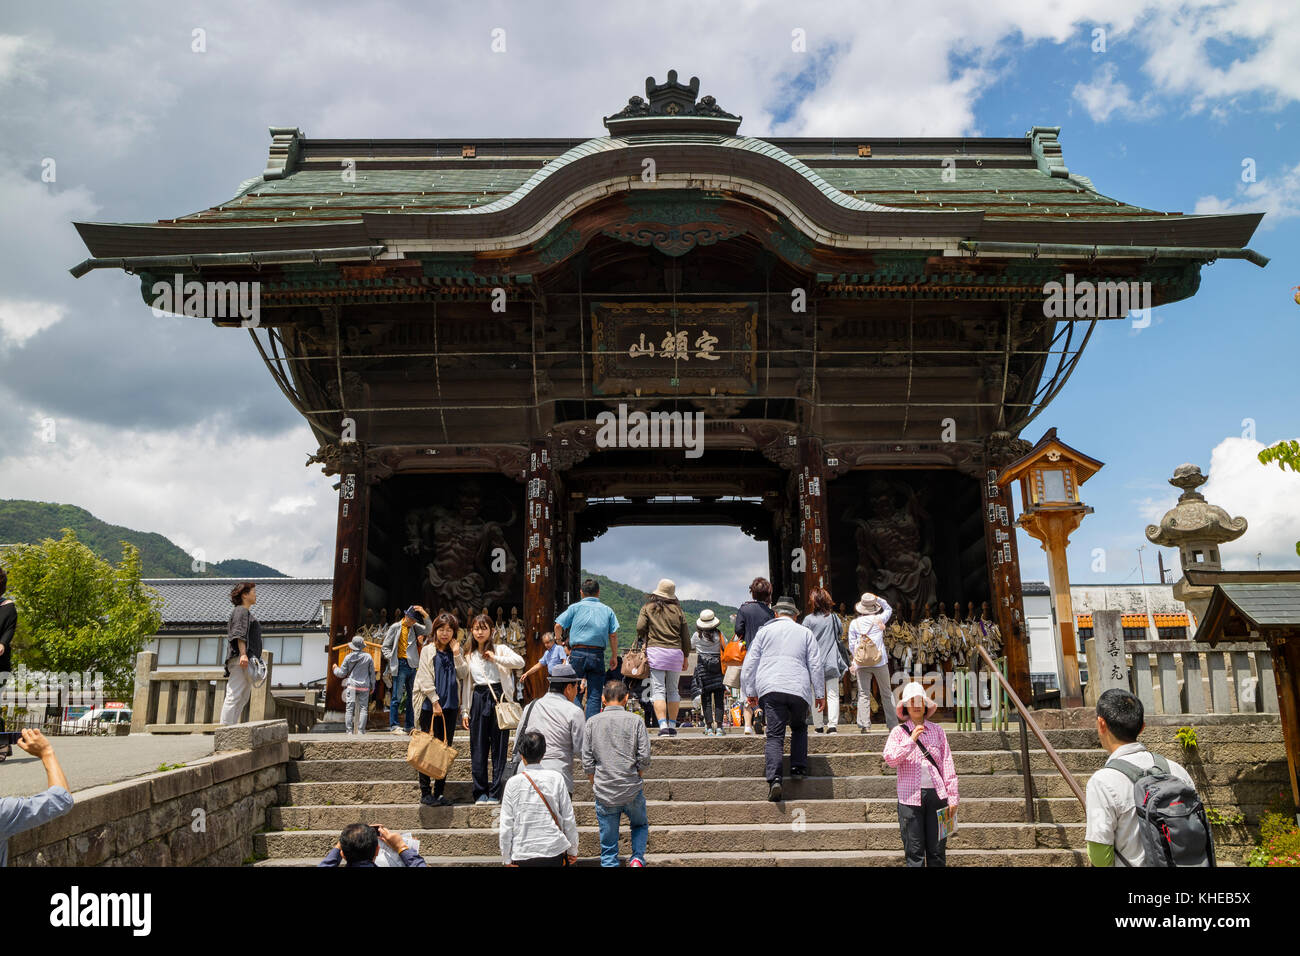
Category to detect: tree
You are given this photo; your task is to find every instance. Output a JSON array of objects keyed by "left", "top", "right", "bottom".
[
  {"left": 1258, "top": 440, "right": 1300, "bottom": 557},
  {"left": 4, "top": 528, "right": 163, "bottom": 696}
]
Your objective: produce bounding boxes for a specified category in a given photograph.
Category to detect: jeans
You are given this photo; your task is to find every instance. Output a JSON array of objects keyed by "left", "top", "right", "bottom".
[
  {"left": 469, "top": 684, "right": 508, "bottom": 800},
  {"left": 418, "top": 702, "right": 459, "bottom": 798},
  {"left": 390, "top": 658, "right": 416, "bottom": 730},
  {"left": 595, "top": 790, "right": 649, "bottom": 867},
  {"left": 344, "top": 688, "right": 370, "bottom": 734},
  {"left": 759, "top": 692, "right": 808, "bottom": 783},
  {"left": 700, "top": 687, "right": 725, "bottom": 726},
  {"left": 855, "top": 664, "right": 899, "bottom": 730},
  {"left": 812, "top": 674, "right": 841, "bottom": 729},
  {"left": 898, "top": 788, "right": 949, "bottom": 866},
  {"left": 220, "top": 655, "right": 252, "bottom": 725},
  {"left": 568, "top": 646, "right": 606, "bottom": 720}
]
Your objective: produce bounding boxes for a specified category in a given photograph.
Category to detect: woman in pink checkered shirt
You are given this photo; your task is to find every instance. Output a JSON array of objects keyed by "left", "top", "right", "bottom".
[{"left": 882, "top": 681, "right": 959, "bottom": 866}]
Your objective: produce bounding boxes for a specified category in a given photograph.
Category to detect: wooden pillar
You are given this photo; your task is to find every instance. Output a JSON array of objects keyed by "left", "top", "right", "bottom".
[
  {"left": 522, "top": 442, "right": 555, "bottom": 700},
  {"left": 982, "top": 464, "right": 1031, "bottom": 703},
  {"left": 1043, "top": 518, "right": 1084, "bottom": 706},
  {"left": 1273, "top": 633, "right": 1300, "bottom": 819},
  {"left": 326, "top": 449, "right": 367, "bottom": 713},
  {"left": 798, "top": 437, "right": 830, "bottom": 608}
]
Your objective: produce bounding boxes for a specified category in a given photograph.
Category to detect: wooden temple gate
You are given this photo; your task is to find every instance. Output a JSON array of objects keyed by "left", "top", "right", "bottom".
[{"left": 70, "top": 72, "right": 1264, "bottom": 713}]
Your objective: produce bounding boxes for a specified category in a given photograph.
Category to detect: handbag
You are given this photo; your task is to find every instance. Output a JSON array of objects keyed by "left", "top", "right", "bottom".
[
  {"left": 720, "top": 639, "right": 746, "bottom": 668},
  {"left": 493, "top": 684, "right": 523, "bottom": 730},
  {"left": 621, "top": 639, "right": 649, "bottom": 679},
  {"left": 502, "top": 700, "right": 538, "bottom": 786},
  {"left": 406, "top": 713, "right": 459, "bottom": 780}
]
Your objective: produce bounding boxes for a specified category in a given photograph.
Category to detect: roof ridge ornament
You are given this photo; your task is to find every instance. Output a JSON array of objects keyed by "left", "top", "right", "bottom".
[{"left": 604, "top": 71, "right": 741, "bottom": 136}]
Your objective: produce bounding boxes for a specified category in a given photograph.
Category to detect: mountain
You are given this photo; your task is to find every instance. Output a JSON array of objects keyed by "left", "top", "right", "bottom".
[
  {"left": 0, "top": 500, "right": 288, "bottom": 578},
  {"left": 579, "top": 570, "right": 739, "bottom": 638}
]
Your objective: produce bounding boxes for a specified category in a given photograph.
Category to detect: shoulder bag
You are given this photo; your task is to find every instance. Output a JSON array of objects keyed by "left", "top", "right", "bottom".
[
  {"left": 493, "top": 682, "right": 523, "bottom": 730},
  {"left": 621, "top": 639, "right": 649, "bottom": 679},
  {"left": 502, "top": 700, "right": 538, "bottom": 786}
]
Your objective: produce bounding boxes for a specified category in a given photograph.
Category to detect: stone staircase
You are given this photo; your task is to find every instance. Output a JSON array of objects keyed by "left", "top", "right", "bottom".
[{"left": 253, "top": 725, "right": 1098, "bottom": 866}]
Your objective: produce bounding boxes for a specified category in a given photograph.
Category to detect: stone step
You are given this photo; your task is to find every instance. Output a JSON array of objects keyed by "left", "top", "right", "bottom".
[
  {"left": 278, "top": 772, "right": 1092, "bottom": 804},
  {"left": 286, "top": 750, "right": 1102, "bottom": 782},
  {"left": 254, "top": 822, "right": 1085, "bottom": 858},
  {"left": 256, "top": 847, "right": 1088, "bottom": 867},
  {"left": 289, "top": 728, "right": 1104, "bottom": 760},
  {"left": 269, "top": 796, "right": 1085, "bottom": 830}
]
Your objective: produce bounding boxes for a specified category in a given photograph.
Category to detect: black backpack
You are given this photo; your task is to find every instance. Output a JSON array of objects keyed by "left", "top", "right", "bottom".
[{"left": 1109, "top": 753, "right": 1215, "bottom": 867}]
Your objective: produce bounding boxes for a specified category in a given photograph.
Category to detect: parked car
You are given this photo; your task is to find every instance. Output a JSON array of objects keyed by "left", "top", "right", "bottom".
[{"left": 74, "top": 707, "right": 133, "bottom": 729}]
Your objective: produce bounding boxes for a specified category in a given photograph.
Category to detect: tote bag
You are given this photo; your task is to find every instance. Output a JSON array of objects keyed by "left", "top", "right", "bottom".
[{"left": 406, "top": 715, "right": 458, "bottom": 779}]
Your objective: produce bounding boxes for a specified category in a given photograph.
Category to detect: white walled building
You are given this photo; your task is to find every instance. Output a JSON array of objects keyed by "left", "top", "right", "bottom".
[
  {"left": 1023, "top": 581, "right": 1192, "bottom": 692},
  {"left": 143, "top": 578, "right": 332, "bottom": 688}
]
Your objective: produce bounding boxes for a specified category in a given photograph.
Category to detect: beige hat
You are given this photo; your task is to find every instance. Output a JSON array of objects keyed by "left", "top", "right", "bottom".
[
  {"left": 895, "top": 680, "right": 938, "bottom": 719},
  {"left": 652, "top": 578, "right": 677, "bottom": 600},
  {"left": 696, "top": 608, "right": 721, "bottom": 630},
  {"left": 855, "top": 592, "right": 883, "bottom": 615}
]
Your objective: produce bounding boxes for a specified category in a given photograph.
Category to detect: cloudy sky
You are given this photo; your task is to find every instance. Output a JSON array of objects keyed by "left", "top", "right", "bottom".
[{"left": 0, "top": 1, "right": 1297, "bottom": 603}]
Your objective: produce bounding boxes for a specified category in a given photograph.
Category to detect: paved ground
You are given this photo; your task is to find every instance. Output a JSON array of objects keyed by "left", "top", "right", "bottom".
[{"left": 0, "top": 734, "right": 215, "bottom": 797}]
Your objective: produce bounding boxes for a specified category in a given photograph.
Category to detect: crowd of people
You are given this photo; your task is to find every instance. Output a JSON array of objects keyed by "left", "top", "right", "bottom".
[{"left": 0, "top": 563, "right": 1214, "bottom": 871}]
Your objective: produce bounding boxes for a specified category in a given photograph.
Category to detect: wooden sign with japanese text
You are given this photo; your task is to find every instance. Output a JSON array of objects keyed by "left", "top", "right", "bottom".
[{"left": 590, "top": 301, "right": 758, "bottom": 396}]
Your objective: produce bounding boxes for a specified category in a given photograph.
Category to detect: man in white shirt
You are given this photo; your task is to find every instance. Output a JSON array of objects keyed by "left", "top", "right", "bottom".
[
  {"left": 499, "top": 731, "right": 579, "bottom": 867},
  {"left": 1085, "top": 688, "right": 1195, "bottom": 867}
]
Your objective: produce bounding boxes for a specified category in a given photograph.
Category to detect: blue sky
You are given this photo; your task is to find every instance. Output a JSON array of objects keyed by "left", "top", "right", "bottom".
[{"left": 0, "top": 1, "right": 1296, "bottom": 605}]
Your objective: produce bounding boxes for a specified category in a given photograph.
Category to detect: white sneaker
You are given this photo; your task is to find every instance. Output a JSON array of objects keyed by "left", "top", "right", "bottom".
[
  {"left": 744, "top": 726, "right": 755, "bottom": 735},
  {"left": 391, "top": 726, "right": 408, "bottom": 735}
]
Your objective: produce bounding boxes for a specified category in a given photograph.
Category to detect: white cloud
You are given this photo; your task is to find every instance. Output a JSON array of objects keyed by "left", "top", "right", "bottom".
[
  {"left": 0, "top": 298, "right": 65, "bottom": 347},
  {"left": 1193, "top": 160, "right": 1300, "bottom": 226},
  {"left": 0, "top": 414, "right": 337, "bottom": 576},
  {"left": 1139, "top": 438, "right": 1300, "bottom": 572},
  {"left": 1073, "top": 62, "right": 1159, "bottom": 123}
]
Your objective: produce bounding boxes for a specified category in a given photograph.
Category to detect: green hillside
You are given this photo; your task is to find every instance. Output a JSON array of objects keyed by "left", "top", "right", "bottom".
[
  {"left": 580, "top": 570, "right": 739, "bottom": 639},
  {"left": 0, "top": 500, "right": 287, "bottom": 578}
]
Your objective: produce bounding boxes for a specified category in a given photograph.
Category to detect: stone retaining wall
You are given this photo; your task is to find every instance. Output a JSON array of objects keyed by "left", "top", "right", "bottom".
[
  {"left": 10, "top": 720, "right": 289, "bottom": 867},
  {"left": 1027, "top": 711, "right": 1290, "bottom": 863}
]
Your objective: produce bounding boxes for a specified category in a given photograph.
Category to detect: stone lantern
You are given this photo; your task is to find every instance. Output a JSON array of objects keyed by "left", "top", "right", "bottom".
[
  {"left": 997, "top": 428, "right": 1104, "bottom": 707},
  {"left": 1145, "top": 463, "right": 1247, "bottom": 625}
]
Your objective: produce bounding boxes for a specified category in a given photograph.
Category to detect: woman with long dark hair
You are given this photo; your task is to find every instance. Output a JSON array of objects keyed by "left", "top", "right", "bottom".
[
  {"left": 220, "top": 582, "right": 262, "bottom": 725},
  {"left": 412, "top": 611, "right": 463, "bottom": 805},
  {"left": 803, "top": 587, "right": 847, "bottom": 733},
  {"left": 459, "top": 612, "right": 524, "bottom": 803}
]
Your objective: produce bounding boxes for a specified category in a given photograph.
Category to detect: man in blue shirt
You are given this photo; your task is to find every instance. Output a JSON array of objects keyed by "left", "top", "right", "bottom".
[
  {"left": 1, "top": 730, "right": 74, "bottom": 867},
  {"left": 520, "top": 630, "right": 570, "bottom": 685},
  {"left": 555, "top": 578, "right": 619, "bottom": 720}
]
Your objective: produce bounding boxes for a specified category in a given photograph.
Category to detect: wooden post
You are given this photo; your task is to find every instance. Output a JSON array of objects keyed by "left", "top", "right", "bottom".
[
  {"left": 522, "top": 442, "right": 555, "bottom": 700},
  {"left": 327, "top": 449, "right": 367, "bottom": 713},
  {"left": 798, "top": 437, "right": 830, "bottom": 608},
  {"left": 1042, "top": 516, "right": 1084, "bottom": 706},
  {"left": 1273, "top": 633, "right": 1300, "bottom": 819},
  {"left": 982, "top": 466, "right": 1031, "bottom": 703}
]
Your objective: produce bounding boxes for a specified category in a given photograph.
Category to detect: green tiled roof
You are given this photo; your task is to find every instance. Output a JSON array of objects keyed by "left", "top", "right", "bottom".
[{"left": 154, "top": 131, "right": 1168, "bottom": 227}]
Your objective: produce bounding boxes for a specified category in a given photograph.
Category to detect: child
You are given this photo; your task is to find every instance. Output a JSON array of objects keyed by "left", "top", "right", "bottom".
[
  {"left": 691, "top": 609, "right": 728, "bottom": 736},
  {"left": 334, "top": 635, "right": 376, "bottom": 734}
]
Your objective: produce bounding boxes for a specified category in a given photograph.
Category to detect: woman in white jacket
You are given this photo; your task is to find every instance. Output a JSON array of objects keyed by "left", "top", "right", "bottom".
[{"left": 459, "top": 612, "right": 525, "bottom": 803}]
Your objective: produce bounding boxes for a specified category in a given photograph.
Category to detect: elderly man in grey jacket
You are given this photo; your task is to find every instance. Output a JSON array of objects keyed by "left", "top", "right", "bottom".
[
  {"left": 740, "top": 596, "right": 825, "bottom": 802},
  {"left": 381, "top": 606, "right": 430, "bottom": 733}
]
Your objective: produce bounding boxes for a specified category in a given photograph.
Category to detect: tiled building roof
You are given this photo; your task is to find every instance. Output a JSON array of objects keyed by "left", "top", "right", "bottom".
[{"left": 144, "top": 577, "right": 331, "bottom": 629}]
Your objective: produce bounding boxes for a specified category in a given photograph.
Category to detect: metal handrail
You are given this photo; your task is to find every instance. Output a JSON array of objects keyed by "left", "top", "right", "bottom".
[{"left": 974, "top": 644, "right": 1087, "bottom": 821}]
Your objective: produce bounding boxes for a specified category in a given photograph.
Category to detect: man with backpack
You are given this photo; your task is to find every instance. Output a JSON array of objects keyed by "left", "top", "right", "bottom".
[{"left": 1086, "top": 688, "right": 1214, "bottom": 867}]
